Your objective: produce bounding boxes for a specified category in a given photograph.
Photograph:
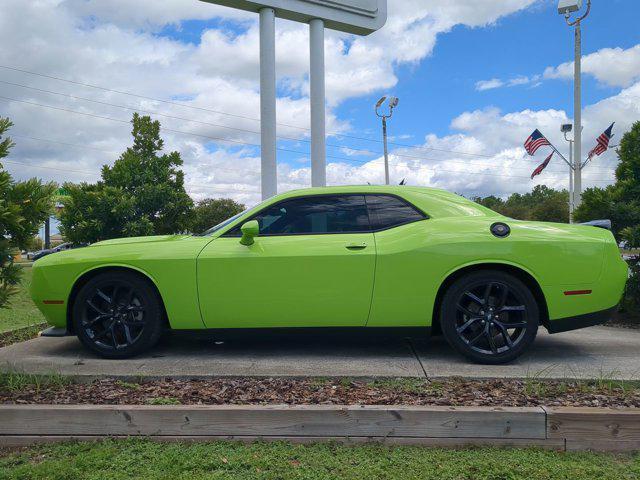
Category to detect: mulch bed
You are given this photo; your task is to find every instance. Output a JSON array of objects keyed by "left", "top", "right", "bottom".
[
  {"left": 0, "top": 324, "right": 45, "bottom": 348},
  {"left": 2, "top": 377, "right": 640, "bottom": 408}
]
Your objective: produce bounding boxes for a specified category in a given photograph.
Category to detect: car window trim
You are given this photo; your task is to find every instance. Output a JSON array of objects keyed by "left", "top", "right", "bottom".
[{"left": 220, "top": 192, "right": 429, "bottom": 238}]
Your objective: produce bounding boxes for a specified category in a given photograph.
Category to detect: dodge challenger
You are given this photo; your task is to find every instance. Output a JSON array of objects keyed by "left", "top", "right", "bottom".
[{"left": 31, "top": 186, "right": 629, "bottom": 364}]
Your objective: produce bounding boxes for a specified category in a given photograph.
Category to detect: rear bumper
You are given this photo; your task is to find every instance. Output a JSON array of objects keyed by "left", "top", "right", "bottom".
[{"left": 546, "top": 306, "right": 617, "bottom": 334}]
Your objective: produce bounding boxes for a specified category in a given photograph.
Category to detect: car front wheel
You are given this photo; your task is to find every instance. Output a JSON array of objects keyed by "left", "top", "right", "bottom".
[
  {"left": 440, "top": 270, "right": 539, "bottom": 364},
  {"left": 72, "top": 271, "right": 164, "bottom": 359}
]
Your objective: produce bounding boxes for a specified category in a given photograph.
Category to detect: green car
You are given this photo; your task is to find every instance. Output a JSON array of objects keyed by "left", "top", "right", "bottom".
[{"left": 31, "top": 186, "right": 628, "bottom": 364}]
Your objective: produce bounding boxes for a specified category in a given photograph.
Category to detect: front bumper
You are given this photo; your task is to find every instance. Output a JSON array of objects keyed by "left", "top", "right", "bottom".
[
  {"left": 546, "top": 306, "right": 617, "bottom": 334},
  {"left": 40, "top": 326, "right": 70, "bottom": 337}
]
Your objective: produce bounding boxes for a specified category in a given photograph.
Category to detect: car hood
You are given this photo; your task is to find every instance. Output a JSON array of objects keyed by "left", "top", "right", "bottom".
[{"left": 91, "top": 235, "right": 192, "bottom": 247}]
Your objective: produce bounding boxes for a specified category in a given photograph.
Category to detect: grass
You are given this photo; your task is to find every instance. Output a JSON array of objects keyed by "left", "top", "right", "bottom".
[
  {"left": 0, "top": 372, "right": 70, "bottom": 393},
  {"left": 0, "top": 440, "right": 639, "bottom": 479},
  {"left": 0, "top": 266, "right": 45, "bottom": 333}
]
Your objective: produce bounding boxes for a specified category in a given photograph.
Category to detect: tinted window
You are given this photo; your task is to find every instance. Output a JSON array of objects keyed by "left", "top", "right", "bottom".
[
  {"left": 366, "top": 195, "right": 425, "bottom": 230},
  {"left": 226, "top": 195, "right": 370, "bottom": 236}
]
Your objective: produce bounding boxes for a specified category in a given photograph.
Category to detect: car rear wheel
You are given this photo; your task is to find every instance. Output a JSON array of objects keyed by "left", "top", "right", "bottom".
[
  {"left": 440, "top": 270, "right": 539, "bottom": 364},
  {"left": 72, "top": 271, "right": 164, "bottom": 359}
]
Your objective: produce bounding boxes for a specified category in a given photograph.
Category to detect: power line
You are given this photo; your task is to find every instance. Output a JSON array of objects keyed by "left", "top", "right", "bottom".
[
  {"left": 4, "top": 78, "right": 582, "bottom": 173},
  {"left": 2, "top": 76, "right": 617, "bottom": 175},
  {"left": 0, "top": 64, "right": 580, "bottom": 162},
  {"left": 4, "top": 157, "right": 611, "bottom": 198},
  {"left": 11, "top": 134, "right": 119, "bottom": 154},
  {"left": 4, "top": 93, "right": 615, "bottom": 180},
  {"left": 9, "top": 134, "right": 260, "bottom": 176},
  {"left": 5, "top": 132, "right": 615, "bottom": 190},
  {"left": 1, "top": 159, "right": 261, "bottom": 193}
]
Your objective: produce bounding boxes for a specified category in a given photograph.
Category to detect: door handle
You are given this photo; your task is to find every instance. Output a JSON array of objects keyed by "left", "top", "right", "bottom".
[{"left": 346, "top": 243, "right": 367, "bottom": 250}]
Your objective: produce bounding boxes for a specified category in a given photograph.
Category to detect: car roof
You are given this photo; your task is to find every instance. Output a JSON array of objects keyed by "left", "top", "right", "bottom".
[{"left": 276, "top": 185, "right": 448, "bottom": 196}]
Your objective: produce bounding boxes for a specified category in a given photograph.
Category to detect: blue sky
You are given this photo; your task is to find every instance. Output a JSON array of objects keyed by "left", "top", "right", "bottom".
[
  {"left": 148, "top": 0, "right": 639, "bottom": 189},
  {"left": 2, "top": 0, "right": 640, "bottom": 209}
]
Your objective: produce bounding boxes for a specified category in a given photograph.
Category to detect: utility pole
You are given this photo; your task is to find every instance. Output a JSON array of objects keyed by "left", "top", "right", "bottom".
[{"left": 559, "top": 0, "right": 591, "bottom": 209}]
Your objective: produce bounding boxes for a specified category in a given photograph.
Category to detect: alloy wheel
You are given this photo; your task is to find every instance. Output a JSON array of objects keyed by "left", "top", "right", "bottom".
[
  {"left": 454, "top": 281, "right": 529, "bottom": 356},
  {"left": 81, "top": 282, "right": 147, "bottom": 350}
]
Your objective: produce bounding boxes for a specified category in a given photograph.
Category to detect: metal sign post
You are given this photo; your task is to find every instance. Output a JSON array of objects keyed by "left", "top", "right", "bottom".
[{"left": 200, "top": 0, "right": 387, "bottom": 198}]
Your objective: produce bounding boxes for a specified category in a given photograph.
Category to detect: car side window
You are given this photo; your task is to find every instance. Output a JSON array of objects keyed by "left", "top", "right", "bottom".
[
  {"left": 225, "top": 195, "right": 370, "bottom": 236},
  {"left": 366, "top": 195, "right": 426, "bottom": 231}
]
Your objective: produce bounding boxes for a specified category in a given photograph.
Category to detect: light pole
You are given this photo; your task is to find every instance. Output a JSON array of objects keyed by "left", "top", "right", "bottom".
[
  {"left": 561, "top": 123, "right": 574, "bottom": 223},
  {"left": 375, "top": 96, "right": 399, "bottom": 185},
  {"left": 558, "top": 0, "right": 591, "bottom": 210}
]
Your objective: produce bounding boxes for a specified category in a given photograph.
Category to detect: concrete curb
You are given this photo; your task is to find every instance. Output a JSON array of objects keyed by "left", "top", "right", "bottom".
[{"left": 0, "top": 404, "right": 638, "bottom": 451}]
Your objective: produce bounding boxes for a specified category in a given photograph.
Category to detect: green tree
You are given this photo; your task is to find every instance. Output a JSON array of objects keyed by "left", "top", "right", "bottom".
[
  {"left": 475, "top": 185, "right": 569, "bottom": 223},
  {"left": 574, "top": 186, "right": 640, "bottom": 238},
  {"left": 190, "top": 198, "right": 245, "bottom": 234},
  {"left": 574, "top": 121, "right": 640, "bottom": 239},
  {"left": 0, "top": 118, "right": 56, "bottom": 307},
  {"left": 59, "top": 184, "right": 154, "bottom": 243},
  {"left": 574, "top": 121, "right": 640, "bottom": 316},
  {"left": 616, "top": 119, "right": 640, "bottom": 205},
  {"left": 60, "top": 114, "right": 193, "bottom": 243}
]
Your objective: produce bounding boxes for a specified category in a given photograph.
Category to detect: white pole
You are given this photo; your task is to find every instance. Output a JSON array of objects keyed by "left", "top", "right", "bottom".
[
  {"left": 573, "top": 21, "right": 582, "bottom": 209},
  {"left": 569, "top": 139, "right": 574, "bottom": 223},
  {"left": 259, "top": 7, "right": 277, "bottom": 200},
  {"left": 382, "top": 116, "right": 389, "bottom": 185},
  {"left": 309, "top": 18, "right": 326, "bottom": 187}
]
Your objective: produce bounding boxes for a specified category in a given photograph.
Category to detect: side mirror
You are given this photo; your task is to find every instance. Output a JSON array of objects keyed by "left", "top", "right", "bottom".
[{"left": 239, "top": 220, "right": 259, "bottom": 246}]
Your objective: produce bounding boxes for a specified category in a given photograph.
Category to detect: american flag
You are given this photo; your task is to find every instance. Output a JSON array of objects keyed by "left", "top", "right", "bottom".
[
  {"left": 588, "top": 123, "right": 615, "bottom": 160},
  {"left": 531, "top": 152, "right": 554, "bottom": 179},
  {"left": 524, "top": 129, "right": 551, "bottom": 155}
]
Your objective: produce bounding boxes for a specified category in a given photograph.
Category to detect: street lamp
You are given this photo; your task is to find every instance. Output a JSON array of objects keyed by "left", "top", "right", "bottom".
[
  {"left": 558, "top": 0, "right": 591, "bottom": 209},
  {"left": 375, "top": 95, "right": 399, "bottom": 185}
]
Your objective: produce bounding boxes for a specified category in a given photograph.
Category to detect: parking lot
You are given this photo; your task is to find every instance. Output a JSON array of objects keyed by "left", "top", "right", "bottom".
[{"left": 1, "top": 325, "right": 639, "bottom": 380}]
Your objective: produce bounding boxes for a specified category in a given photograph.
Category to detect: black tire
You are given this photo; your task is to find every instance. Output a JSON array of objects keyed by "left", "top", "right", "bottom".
[
  {"left": 440, "top": 270, "right": 539, "bottom": 364},
  {"left": 72, "top": 271, "right": 164, "bottom": 359}
]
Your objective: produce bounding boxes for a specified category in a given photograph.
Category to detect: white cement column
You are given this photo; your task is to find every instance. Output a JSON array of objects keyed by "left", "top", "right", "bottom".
[
  {"left": 309, "top": 18, "right": 326, "bottom": 187},
  {"left": 259, "top": 7, "right": 277, "bottom": 200}
]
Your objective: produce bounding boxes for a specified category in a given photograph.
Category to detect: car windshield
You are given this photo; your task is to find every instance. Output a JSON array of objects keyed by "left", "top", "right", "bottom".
[{"left": 195, "top": 209, "right": 250, "bottom": 236}]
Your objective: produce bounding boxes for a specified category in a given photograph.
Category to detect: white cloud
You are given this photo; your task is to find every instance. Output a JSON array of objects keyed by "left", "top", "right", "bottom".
[
  {"left": 11, "top": 0, "right": 624, "bottom": 211},
  {"left": 544, "top": 44, "right": 640, "bottom": 88},
  {"left": 475, "top": 79, "right": 505, "bottom": 91},
  {"left": 475, "top": 75, "right": 541, "bottom": 91},
  {"left": 479, "top": 44, "right": 640, "bottom": 92}
]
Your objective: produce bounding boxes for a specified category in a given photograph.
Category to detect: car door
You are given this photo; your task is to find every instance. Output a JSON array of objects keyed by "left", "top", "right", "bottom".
[
  {"left": 196, "top": 194, "right": 376, "bottom": 328},
  {"left": 363, "top": 194, "right": 430, "bottom": 327}
]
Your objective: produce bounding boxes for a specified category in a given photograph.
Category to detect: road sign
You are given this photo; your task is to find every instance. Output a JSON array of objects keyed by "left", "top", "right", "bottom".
[{"left": 201, "top": 0, "right": 387, "bottom": 35}]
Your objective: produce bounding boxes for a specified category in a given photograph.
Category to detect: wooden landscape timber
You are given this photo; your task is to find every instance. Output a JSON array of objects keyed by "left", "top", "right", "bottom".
[{"left": 0, "top": 404, "right": 638, "bottom": 451}]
